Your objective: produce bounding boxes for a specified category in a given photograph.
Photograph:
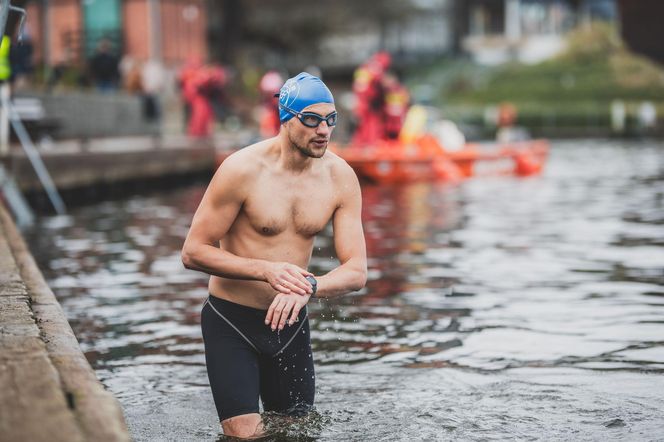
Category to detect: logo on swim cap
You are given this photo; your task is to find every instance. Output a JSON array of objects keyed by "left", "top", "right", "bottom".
[
  {"left": 279, "top": 79, "right": 301, "bottom": 108},
  {"left": 278, "top": 72, "right": 334, "bottom": 123}
]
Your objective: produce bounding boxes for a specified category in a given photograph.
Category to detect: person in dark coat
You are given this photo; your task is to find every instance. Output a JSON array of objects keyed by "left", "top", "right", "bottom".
[{"left": 89, "top": 39, "right": 120, "bottom": 93}]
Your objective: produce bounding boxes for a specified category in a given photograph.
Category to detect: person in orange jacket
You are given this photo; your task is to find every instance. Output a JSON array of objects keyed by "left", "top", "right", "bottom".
[{"left": 383, "top": 73, "right": 410, "bottom": 140}]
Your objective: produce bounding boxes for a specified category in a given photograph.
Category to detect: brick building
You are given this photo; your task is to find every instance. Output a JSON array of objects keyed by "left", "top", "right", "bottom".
[{"left": 25, "top": 0, "right": 208, "bottom": 67}]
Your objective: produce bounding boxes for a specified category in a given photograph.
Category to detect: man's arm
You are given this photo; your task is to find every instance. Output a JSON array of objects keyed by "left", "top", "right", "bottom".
[
  {"left": 181, "top": 154, "right": 313, "bottom": 295},
  {"left": 316, "top": 165, "right": 368, "bottom": 298}
]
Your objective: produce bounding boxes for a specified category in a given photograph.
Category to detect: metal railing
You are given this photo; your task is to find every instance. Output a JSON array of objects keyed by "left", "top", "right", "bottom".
[
  {"left": 0, "top": 0, "right": 25, "bottom": 42},
  {"left": 2, "top": 95, "right": 66, "bottom": 214}
]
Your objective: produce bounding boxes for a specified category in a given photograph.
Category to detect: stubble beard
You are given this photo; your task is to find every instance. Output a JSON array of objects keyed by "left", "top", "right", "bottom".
[{"left": 288, "top": 132, "right": 326, "bottom": 159}]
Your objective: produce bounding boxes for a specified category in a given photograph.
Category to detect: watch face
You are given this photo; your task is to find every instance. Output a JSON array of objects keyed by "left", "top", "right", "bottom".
[{"left": 305, "top": 275, "right": 317, "bottom": 296}]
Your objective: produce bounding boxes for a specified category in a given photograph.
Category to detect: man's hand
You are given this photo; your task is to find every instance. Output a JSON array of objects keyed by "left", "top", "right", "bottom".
[
  {"left": 265, "top": 292, "right": 311, "bottom": 331},
  {"left": 263, "top": 262, "right": 314, "bottom": 296}
]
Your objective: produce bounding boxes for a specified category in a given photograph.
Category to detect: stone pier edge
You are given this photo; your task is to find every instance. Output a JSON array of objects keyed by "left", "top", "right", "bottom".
[{"left": 0, "top": 204, "right": 130, "bottom": 441}]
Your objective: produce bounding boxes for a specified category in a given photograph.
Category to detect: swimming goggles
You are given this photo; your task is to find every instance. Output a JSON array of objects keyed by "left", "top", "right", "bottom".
[{"left": 279, "top": 104, "right": 338, "bottom": 128}]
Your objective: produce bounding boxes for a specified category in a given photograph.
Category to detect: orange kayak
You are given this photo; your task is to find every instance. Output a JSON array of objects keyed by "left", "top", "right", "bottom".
[{"left": 330, "top": 135, "right": 550, "bottom": 184}]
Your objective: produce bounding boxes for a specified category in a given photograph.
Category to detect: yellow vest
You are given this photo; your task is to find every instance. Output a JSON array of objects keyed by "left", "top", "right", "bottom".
[{"left": 0, "top": 36, "right": 11, "bottom": 80}]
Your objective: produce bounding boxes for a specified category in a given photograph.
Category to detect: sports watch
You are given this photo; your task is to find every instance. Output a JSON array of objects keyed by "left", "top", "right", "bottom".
[{"left": 305, "top": 275, "right": 318, "bottom": 297}]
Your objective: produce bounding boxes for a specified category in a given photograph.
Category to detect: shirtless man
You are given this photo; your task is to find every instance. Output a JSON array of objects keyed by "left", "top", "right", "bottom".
[{"left": 181, "top": 72, "right": 367, "bottom": 439}]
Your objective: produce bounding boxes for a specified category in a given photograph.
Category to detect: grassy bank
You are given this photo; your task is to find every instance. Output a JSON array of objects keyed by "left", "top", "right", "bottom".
[{"left": 407, "top": 23, "right": 664, "bottom": 138}]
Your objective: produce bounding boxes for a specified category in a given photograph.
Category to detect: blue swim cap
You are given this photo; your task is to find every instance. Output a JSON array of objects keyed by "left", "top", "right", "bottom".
[{"left": 278, "top": 72, "right": 334, "bottom": 123}]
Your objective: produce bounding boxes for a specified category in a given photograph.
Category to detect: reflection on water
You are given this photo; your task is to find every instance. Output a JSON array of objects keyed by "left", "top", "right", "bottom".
[{"left": 25, "top": 140, "right": 664, "bottom": 441}]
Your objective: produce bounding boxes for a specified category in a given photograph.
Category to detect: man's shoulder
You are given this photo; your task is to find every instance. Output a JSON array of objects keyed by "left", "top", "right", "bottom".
[
  {"left": 218, "top": 140, "right": 270, "bottom": 175},
  {"left": 324, "top": 150, "right": 358, "bottom": 179},
  {"left": 209, "top": 142, "right": 271, "bottom": 200}
]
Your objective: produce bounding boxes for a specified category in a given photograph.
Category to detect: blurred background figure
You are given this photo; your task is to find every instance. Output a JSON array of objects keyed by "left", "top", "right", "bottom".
[
  {"left": 258, "top": 70, "right": 283, "bottom": 137},
  {"left": 208, "top": 64, "right": 231, "bottom": 124},
  {"left": 180, "top": 61, "right": 228, "bottom": 138},
  {"left": 119, "top": 56, "right": 163, "bottom": 124},
  {"left": 495, "top": 102, "right": 530, "bottom": 142},
  {"left": 637, "top": 101, "right": 657, "bottom": 135},
  {"left": 9, "top": 26, "right": 34, "bottom": 91},
  {"left": 141, "top": 59, "right": 165, "bottom": 124},
  {"left": 122, "top": 57, "right": 143, "bottom": 95},
  {"left": 383, "top": 73, "right": 410, "bottom": 140},
  {"left": 177, "top": 57, "right": 203, "bottom": 131},
  {"left": 352, "top": 51, "right": 391, "bottom": 146},
  {"left": 0, "top": 35, "right": 10, "bottom": 155},
  {"left": 351, "top": 52, "right": 413, "bottom": 145},
  {"left": 496, "top": 102, "right": 518, "bottom": 142},
  {"left": 89, "top": 38, "right": 120, "bottom": 93}
]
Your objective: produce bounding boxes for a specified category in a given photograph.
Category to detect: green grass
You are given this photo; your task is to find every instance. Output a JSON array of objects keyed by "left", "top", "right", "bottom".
[
  {"left": 408, "top": 22, "right": 664, "bottom": 108},
  {"left": 446, "top": 59, "right": 664, "bottom": 105}
]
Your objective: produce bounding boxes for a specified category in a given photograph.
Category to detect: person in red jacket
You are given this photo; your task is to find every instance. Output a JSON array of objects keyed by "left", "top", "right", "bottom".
[
  {"left": 181, "top": 63, "right": 227, "bottom": 138},
  {"left": 351, "top": 51, "right": 391, "bottom": 146}
]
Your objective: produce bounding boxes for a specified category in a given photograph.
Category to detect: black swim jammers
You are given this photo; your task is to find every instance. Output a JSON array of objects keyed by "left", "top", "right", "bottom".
[{"left": 201, "top": 295, "right": 315, "bottom": 422}]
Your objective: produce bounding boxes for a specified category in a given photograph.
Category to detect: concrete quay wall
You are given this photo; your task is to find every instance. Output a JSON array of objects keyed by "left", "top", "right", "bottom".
[
  {"left": 9, "top": 135, "right": 216, "bottom": 194},
  {"left": 0, "top": 204, "right": 130, "bottom": 442}
]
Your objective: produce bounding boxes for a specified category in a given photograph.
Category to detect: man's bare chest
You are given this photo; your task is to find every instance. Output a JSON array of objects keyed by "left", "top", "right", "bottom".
[{"left": 242, "top": 178, "right": 337, "bottom": 237}]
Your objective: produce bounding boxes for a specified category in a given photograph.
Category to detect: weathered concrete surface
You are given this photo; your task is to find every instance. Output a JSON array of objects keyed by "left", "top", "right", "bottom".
[
  {"left": 0, "top": 205, "right": 130, "bottom": 442},
  {"left": 9, "top": 135, "right": 217, "bottom": 193}
]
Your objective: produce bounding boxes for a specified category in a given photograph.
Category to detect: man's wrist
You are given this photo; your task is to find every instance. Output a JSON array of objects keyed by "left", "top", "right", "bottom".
[
  {"left": 305, "top": 275, "right": 318, "bottom": 297},
  {"left": 256, "top": 259, "right": 271, "bottom": 282}
]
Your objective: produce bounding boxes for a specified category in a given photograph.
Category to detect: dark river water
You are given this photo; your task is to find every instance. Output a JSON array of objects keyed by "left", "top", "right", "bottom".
[{"left": 25, "top": 139, "right": 664, "bottom": 441}]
